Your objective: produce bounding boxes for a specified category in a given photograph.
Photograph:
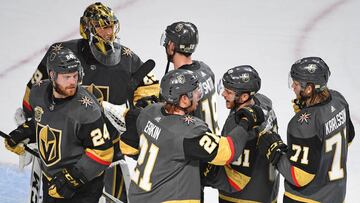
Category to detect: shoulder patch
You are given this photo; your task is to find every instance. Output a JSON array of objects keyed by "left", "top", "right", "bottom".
[
  {"left": 51, "top": 43, "right": 64, "bottom": 52},
  {"left": 298, "top": 112, "right": 311, "bottom": 124},
  {"left": 78, "top": 95, "right": 94, "bottom": 108},
  {"left": 182, "top": 115, "right": 195, "bottom": 125},
  {"left": 122, "top": 47, "right": 133, "bottom": 57}
]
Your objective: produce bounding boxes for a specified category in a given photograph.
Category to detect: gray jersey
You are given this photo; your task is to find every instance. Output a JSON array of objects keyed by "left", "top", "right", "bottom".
[
  {"left": 128, "top": 103, "right": 252, "bottom": 203},
  {"left": 29, "top": 80, "right": 114, "bottom": 181},
  {"left": 204, "top": 93, "right": 280, "bottom": 202},
  {"left": 180, "top": 60, "right": 220, "bottom": 134},
  {"left": 277, "top": 90, "right": 355, "bottom": 203}
]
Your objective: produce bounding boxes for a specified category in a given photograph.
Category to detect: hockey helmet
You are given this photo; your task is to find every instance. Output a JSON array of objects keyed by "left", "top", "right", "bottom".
[
  {"left": 290, "top": 57, "right": 331, "bottom": 91},
  {"left": 80, "top": 2, "right": 120, "bottom": 55},
  {"left": 160, "top": 21, "right": 199, "bottom": 54},
  {"left": 160, "top": 69, "right": 200, "bottom": 104},
  {"left": 221, "top": 65, "right": 261, "bottom": 96},
  {"left": 46, "top": 46, "right": 84, "bottom": 82}
]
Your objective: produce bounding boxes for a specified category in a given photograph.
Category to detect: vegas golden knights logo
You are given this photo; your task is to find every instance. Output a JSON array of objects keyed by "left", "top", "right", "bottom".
[
  {"left": 37, "top": 123, "right": 62, "bottom": 167},
  {"left": 83, "top": 83, "right": 109, "bottom": 103},
  {"left": 34, "top": 106, "right": 44, "bottom": 122}
]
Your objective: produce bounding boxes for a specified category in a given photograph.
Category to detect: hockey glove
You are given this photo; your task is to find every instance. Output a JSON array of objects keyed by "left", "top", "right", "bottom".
[
  {"left": 5, "top": 121, "right": 34, "bottom": 155},
  {"left": 135, "top": 95, "right": 159, "bottom": 108},
  {"left": 258, "top": 133, "right": 287, "bottom": 166},
  {"left": 235, "top": 105, "right": 265, "bottom": 131},
  {"left": 48, "top": 167, "right": 87, "bottom": 199},
  {"left": 292, "top": 99, "right": 305, "bottom": 113}
]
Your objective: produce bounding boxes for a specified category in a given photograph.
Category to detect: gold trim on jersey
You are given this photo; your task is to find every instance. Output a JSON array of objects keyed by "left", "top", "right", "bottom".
[
  {"left": 133, "top": 83, "right": 160, "bottom": 103},
  {"left": 219, "top": 193, "right": 277, "bottom": 203},
  {"left": 292, "top": 166, "right": 315, "bottom": 187},
  {"left": 162, "top": 200, "right": 200, "bottom": 203},
  {"left": 85, "top": 147, "right": 114, "bottom": 163},
  {"left": 284, "top": 192, "right": 320, "bottom": 203},
  {"left": 210, "top": 137, "right": 232, "bottom": 165},
  {"left": 83, "top": 84, "right": 109, "bottom": 103},
  {"left": 37, "top": 123, "right": 62, "bottom": 167},
  {"left": 120, "top": 140, "right": 139, "bottom": 155},
  {"left": 224, "top": 165, "right": 251, "bottom": 191},
  {"left": 23, "top": 86, "right": 31, "bottom": 105}
]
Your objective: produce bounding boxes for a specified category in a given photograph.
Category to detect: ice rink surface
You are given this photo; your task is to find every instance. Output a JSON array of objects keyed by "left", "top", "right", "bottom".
[{"left": 0, "top": 0, "right": 359, "bottom": 202}]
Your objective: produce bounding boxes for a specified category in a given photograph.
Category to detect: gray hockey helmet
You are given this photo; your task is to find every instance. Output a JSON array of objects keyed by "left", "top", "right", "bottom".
[
  {"left": 46, "top": 46, "right": 84, "bottom": 82},
  {"left": 160, "top": 69, "right": 200, "bottom": 104},
  {"left": 160, "top": 21, "right": 199, "bottom": 54},
  {"left": 222, "top": 65, "right": 261, "bottom": 95},
  {"left": 290, "top": 56, "right": 331, "bottom": 90}
]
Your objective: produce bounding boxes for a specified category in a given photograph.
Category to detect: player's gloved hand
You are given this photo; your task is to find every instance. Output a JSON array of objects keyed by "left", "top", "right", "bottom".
[
  {"left": 4, "top": 122, "right": 33, "bottom": 155},
  {"left": 258, "top": 133, "right": 287, "bottom": 165},
  {"left": 292, "top": 99, "right": 305, "bottom": 113},
  {"left": 135, "top": 95, "right": 159, "bottom": 108},
  {"left": 125, "top": 107, "right": 141, "bottom": 130},
  {"left": 48, "top": 167, "right": 87, "bottom": 199},
  {"left": 235, "top": 105, "right": 265, "bottom": 131}
]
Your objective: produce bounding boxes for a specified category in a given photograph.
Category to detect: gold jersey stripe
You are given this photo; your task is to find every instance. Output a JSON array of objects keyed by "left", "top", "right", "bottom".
[
  {"left": 120, "top": 140, "right": 139, "bottom": 155},
  {"left": 224, "top": 165, "right": 251, "bottom": 191},
  {"left": 292, "top": 166, "right": 315, "bottom": 187},
  {"left": 85, "top": 147, "right": 114, "bottom": 163},
  {"left": 162, "top": 200, "right": 200, "bottom": 203},
  {"left": 219, "top": 193, "right": 278, "bottom": 203},
  {"left": 284, "top": 192, "right": 320, "bottom": 203},
  {"left": 210, "top": 137, "right": 233, "bottom": 165},
  {"left": 133, "top": 83, "right": 160, "bottom": 103}
]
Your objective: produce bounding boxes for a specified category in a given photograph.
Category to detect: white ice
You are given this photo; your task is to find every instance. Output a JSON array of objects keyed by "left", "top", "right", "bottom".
[{"left": 0, "top": 0, "right": 359, "bottom": 202}]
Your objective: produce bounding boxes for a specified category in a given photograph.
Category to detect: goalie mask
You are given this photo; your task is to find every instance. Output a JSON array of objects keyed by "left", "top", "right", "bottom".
[{"left": 80, "top": 2, "right": 121, "bottom": 65}]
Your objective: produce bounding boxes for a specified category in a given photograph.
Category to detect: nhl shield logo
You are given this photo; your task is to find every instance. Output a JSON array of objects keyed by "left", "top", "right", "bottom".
[
  {"left": 37, "top": 123, "right": 62, "bottom": 167},
  {"left": 34, "top": 106, "right": 44, "bottom": 122}
]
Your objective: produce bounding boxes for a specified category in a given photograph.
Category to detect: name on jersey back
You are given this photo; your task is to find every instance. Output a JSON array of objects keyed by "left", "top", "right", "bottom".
[
  {"left": 144, "top": 120, "right": 161, "bottom": 140},
  {"left": 325, "top": 108, "right": 346, "bottom": 135}
]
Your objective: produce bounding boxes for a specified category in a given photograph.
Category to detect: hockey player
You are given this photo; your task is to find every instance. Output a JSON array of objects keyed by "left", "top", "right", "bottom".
[
  {"left": 5, "top": 47, "right": 115, "bottom": 202},
  {"left": 20, "top": 2, "right": 159, "bottom": 202},
  {"left": 160, "top": 21, "right": 220, "bottom": 134},
  {"left": 124, "top": 69, "right": 265, "bottom": 202},
  {"left": 202, "top": 65, "right": 280, "bottom": 202},
  {"left": 258, "top": 57, "right": 355, "bottom": 202}
]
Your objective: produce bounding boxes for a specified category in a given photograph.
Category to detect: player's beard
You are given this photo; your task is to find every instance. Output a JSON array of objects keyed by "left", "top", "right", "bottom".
[{"left": 54, "top": 81, "right": 77, "bottom": 98}]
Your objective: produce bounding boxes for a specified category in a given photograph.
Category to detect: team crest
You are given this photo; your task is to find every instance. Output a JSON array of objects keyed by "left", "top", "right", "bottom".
[
  {"left": 183, "top": 115, "right": 195, "bottom": 125},
  {"left": 37, "top": 123, "right": 62, "bottom": 167},
  {"left": 239, "top": 73, "right": 250, "bottom": 83},
  {"left": 298, "top": 112, "right": 311, "bottom": 124},
  {"left": 304, "top": 64, "right": 317, "bottom": 73},
  {"left": 34, "top": 106, "right": 44, "bottom": 122},
  {"left": 83, "top": 84, "right": 109, "bottom": 103}
]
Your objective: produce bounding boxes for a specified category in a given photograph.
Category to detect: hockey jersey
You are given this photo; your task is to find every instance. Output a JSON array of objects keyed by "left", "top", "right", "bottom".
[
  {"left": 203, "top": 93, "right": 280, "bottom": 203},
  {"left": 23, "top": 39, "right": 159, "bottom": 117},
  {"left": 29, "top": 80, "right": 114, "bottom": 181},
  {"left": 127, "top": 103, "right": 251, "bottom": 203},
  {"left": 180, "top": 60, "right": 220, "bottom": 134},
  {"left": 277, "top": 90, "right": 355, "bottom": 203}
]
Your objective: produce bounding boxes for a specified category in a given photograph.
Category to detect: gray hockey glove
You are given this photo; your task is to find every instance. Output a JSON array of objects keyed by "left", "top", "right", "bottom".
[
  {"left": 48, "top": 167, "right": 87, "bottom": 199},
  {"left": 235, "top": 105, "right": 265, "bottom": 131},
  {"left": 258, "top": 133, "right": 287, "bottom": 166}
]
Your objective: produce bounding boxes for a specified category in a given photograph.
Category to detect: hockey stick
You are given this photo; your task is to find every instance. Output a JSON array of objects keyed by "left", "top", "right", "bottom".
[
  {"left": 102, "top": 190, "right": 124, "bottom": 203},
  {"left": 127, "top": 59, "right": 156, "bottom": 108},
  {"left": 0, "top": 130, "right": 39, "bottom": 158}
]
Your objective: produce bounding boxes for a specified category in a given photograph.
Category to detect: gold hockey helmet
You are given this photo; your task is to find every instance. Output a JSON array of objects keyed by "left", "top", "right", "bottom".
[{"left": 80, "top": 2, "right": 120, "bottom": 54}]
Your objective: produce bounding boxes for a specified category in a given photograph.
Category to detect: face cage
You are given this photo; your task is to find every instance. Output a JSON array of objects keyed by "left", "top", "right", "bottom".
[{"left": 89, "top": 20, "right": 120, "bottom": 44}]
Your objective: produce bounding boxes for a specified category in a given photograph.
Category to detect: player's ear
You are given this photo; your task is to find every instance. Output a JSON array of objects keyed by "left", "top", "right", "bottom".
[
  {"left": 49, "top": 71, "right": 55, "bottom": 80},
  {"left": 167, "top": 41, "right": 175, "bottom": 55},
  {"left": 304, "top": 84, "right": 314, "bottom": 95}
]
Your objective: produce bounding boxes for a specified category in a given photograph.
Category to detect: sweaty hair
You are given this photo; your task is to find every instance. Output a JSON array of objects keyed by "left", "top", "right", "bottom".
[{"left": 306, "top": 84, "right": 330, "bottom": 107}]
